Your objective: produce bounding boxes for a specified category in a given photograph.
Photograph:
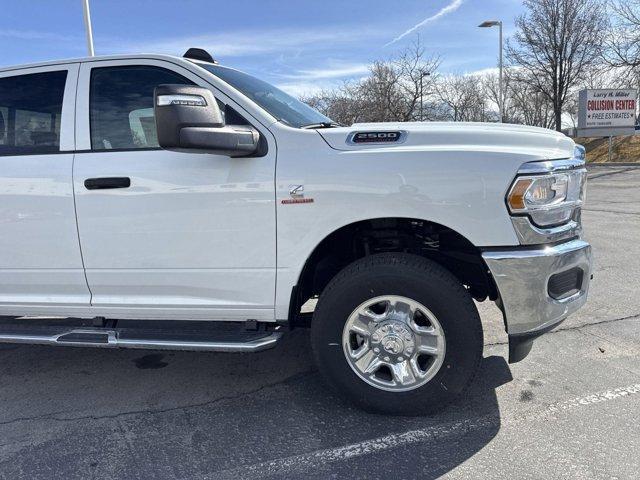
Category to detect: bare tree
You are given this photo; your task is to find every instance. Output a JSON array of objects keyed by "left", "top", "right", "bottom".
[
  {"left": 509, "top": 75, "right": 556, "bottom": 128},
  {"left": 603, "top": 0, "right": 640, "bottom": 93},
  {"left": 481, "top": 71, "right": 516, "bottom": 122},
  {"left": 301, "top": 87, "right": 361, "bottom": 126},
  {"left": 435, "top": 75, "right": 489, "bottom": 122},
  {"left": 507, "top": 0, "right": 608, "bottom": 131},
  {"left": 392, "top": 40, "right": 441, "bottom": 121},
  {"left": 302, "top": 40, "right": 440, "bottom": 125},
  {"left": 357, "top": 62, "right": 407, "bottom": 122},
  {"left": 605, "top": 0, "right": 640, "bottom": 69},
  {"left": 479, "top": 68, "right": 556, "bottom": 127}
]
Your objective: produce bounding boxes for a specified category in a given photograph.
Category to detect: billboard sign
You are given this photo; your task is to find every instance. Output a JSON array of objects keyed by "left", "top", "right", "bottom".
[{"left": 578, "top": 88, "right": 637, "bottom": 136}]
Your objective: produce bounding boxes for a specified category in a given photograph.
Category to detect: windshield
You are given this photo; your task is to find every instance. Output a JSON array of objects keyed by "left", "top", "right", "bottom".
[{"left": 198, "top": 63, "right": 334, "bottom": 128}]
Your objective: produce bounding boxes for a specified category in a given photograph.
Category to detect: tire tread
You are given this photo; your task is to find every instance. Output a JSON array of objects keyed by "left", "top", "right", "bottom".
[{"left": 312, "top": 253, "right": 483, "bottom": 415}]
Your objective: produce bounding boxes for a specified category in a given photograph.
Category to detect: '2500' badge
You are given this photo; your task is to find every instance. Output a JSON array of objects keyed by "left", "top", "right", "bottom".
[{"left": 350, "top": 131, "right": 403, "bottom": 144}]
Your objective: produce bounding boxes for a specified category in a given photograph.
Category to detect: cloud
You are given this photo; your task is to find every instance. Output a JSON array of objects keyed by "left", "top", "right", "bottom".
[
  {"left": 108, "top": 27, "right": 385, "bottom": 59},
  {"left": 0, "top": 29, "right": 77, "bottom": 42},
  {"left": 385, "top": 0, "right": 465, "bottom": 46},
  {"left": 465, "top": 66, "right": 500, "bottom": 77},
  {"left": 277, "top": 81, "right": 331, "bottom": 98},
  {"left": 275, "top": 63, "right": 369, "bottom": 97},
  {"left": 277, "top": 64, "right": 369, "bottom": 81}
]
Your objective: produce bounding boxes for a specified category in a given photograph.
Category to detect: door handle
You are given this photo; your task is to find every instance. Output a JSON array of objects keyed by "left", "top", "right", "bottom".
[{"left": 84, "top": 177, "right": 131, "bottom": 190}]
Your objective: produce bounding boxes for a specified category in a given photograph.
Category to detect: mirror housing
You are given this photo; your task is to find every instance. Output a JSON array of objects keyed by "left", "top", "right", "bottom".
[{"left": 154, "top": 84, "right": 260, "bottom": 157}]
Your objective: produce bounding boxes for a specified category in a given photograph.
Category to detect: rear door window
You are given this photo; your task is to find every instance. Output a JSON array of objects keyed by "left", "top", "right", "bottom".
[{"left": 0, "top": 71, "right": 67, "bottom": 155}]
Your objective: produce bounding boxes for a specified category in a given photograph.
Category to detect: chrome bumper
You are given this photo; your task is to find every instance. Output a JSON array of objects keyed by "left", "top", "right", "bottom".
[{"left": 482, "top": 239, "right": 593, "bottom": 338}]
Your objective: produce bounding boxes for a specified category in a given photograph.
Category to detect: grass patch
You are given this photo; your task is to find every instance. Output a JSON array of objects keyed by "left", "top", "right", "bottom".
[{"left": 575, "top": 135, "right": 640, "bottom": 163}]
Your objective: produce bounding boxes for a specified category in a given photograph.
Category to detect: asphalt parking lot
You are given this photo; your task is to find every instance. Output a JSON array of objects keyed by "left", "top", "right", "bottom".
[{"left": 0, "top": 166, "right": 638, "bottom": 480}]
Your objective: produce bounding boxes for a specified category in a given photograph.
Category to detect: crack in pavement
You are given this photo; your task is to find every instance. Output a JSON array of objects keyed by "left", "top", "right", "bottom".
[
  {"left": 577, "top": 326, "right": 640, "bottom": 359},
  {"left": 588, "top": 167, "right": 639, "bottom": 180},
  {"left": 583, "top": 208, "right": 640, "bottom": 216},
  {"left": 576, "top": 324, "right": 640, "bottom": 378},
  {"left": 484, "top": 313, "right": 640, "bottom": 347},
  {"left": 1, "top": 315, "right": 638, "bottom": 428},
  {"left": 0, "top": 369, "right": 315, "bottom": 428}
]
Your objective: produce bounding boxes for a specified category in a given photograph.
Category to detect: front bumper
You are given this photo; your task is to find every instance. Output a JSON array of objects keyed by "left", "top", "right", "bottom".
[{"left": 482, "top": 239, "right": 593, "bottom": 362}]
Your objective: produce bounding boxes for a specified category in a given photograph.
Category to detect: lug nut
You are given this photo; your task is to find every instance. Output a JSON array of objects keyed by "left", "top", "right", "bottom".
[
  {"left": 373, "top": 347, "right": 380, "bottom": 353},
  {"left": 384, "top": 356, "right": 390, "bottom": 362}
]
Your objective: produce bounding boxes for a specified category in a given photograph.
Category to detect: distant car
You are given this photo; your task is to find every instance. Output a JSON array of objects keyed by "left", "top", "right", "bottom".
[{"left": 0, "top": 49, "right": 592, "bottom": 414}]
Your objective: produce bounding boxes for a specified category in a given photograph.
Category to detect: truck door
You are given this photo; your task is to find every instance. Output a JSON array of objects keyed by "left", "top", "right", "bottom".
[
  {"left": 73, "top": 59, "right": 276, "bottom": 321},
  {"left": 0, "top": 64, "right": 91, "bottom": 313}
]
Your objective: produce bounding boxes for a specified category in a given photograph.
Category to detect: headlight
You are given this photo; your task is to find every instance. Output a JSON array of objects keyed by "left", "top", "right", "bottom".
[{"left": 507, "top": 149, "right": 587, "bottom": 228}]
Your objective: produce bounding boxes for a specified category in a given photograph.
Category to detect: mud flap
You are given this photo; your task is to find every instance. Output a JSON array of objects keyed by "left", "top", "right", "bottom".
[{"left": 508, "top": 336, "right": 534, "bottom": 363}]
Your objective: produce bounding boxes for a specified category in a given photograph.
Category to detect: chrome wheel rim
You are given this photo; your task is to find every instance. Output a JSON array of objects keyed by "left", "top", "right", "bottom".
[{"left": 342, "top": 295, "right": 446, "bottom": 392}]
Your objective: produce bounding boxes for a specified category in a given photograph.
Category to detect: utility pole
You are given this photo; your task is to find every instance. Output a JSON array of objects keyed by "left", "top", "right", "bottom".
[
  {"left": 479, "top": 20, "right": 503, "bottom": 122},
  {"left": 82, "top": 0, "right": 95, "bottom": 57}
]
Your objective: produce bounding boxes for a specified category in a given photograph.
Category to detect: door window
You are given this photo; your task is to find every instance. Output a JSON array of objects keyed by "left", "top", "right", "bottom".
[
  {"left": 89, "top": 66, "right": 194, "bottom": 150},
  {"left": 0, "top": 70, "right": 67, "bottom": 155}
]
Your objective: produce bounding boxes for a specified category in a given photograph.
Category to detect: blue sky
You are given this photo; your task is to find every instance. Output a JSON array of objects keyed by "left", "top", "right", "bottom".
[{"left": 0, "top": 0, "right": 523, "bottom": 96}]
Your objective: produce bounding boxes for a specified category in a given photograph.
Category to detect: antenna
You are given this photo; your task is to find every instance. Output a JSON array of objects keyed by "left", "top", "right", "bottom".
[{"left": 82, "top": 0, "right": 95, "bottom": 56}]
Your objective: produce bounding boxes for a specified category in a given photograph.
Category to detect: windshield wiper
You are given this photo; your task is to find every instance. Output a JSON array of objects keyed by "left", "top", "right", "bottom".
[{"left": 301, "top": 122, "right": 341, "bottom": 129}]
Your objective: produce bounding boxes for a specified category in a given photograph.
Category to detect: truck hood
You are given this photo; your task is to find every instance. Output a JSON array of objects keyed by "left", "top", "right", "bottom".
[{"left": 317, "top": 122, "right": 575, "bottom": 161}]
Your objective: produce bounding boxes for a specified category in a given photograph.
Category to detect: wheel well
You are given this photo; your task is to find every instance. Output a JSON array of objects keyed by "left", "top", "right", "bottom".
[{"left": 289, "top": 217, "right": 498, "bottom": 327}]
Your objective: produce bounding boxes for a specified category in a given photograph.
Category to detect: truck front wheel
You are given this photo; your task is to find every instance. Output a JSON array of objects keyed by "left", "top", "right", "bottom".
[{"left": 311, "top": 253, "right": 483, "bottom": 415}]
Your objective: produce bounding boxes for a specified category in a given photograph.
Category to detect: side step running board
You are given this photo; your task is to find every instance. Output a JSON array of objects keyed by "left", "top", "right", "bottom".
[{"left": 0, "top": 321, "right": 283, "bottom": 353}]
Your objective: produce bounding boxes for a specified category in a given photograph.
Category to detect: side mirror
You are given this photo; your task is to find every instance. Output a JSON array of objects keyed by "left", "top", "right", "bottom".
[{"left": 154, "top": 84, "right": 260, "bottom": 157}]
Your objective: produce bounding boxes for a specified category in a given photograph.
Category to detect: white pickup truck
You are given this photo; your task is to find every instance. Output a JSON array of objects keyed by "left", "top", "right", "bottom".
[{"left": 0, "top": 48, "right": 592, "bottom": 414}]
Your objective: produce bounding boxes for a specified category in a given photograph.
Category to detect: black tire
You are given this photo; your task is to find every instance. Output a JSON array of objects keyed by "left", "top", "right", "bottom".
[{"left": 311, "top": 253, "right": 483, "bottom": 415}]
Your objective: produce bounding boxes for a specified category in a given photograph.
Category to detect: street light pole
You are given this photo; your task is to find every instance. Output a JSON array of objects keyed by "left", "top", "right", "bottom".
[
  {"left": 419, "top": 70, "right": 430, "bottom": 122},
  {"left": 82, "top": 0, "right": 95, "bottom": 57},
  {"left": 420, "top": 73, "right": 423, "bottom": 122},
  {"left": 479, "top": 20, "right": 503, "bottom": 122}
]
